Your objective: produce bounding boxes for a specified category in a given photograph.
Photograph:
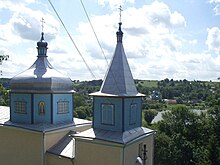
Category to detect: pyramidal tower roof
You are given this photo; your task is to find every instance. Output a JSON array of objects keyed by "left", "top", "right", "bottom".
[{"left": 91, "top": 23, "right": 144, "bottom": 97}]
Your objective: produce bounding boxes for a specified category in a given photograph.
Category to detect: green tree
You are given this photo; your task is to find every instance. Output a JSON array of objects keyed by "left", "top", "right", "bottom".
[
  {"left": 154, "top": 106, "right": 211, "bottom": 165},
  {"left": 74, "top": 94, "right": 86, "bottom": 108},
  {"left": 0, "top": 83, "right": 9, "bottom": 106},
  {"left": 75, "top": 106, "right": 87, "bottom": 119},
  {"left": 143, "top": 109, "right": 158, "bottom": 124}
]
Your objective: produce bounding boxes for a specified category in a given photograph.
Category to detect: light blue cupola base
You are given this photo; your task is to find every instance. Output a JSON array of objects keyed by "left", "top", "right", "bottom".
[
  {"left": 9, "top": 32, "right": 75, "bottom": 125},
  {"left": 90, "top": 22, "right": 144, "bottom": 133},
  {"left": 10, "top": 93, "right": 73, "bottom": 124},
  {"left": 92, "top": 96, "right": 142, "bottom": 132}
]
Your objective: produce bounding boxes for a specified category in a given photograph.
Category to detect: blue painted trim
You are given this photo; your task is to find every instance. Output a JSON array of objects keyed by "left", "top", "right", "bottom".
[
  {"left": 140, "top": 97, "right": 143, "bottom": 126},
  {"left": 92, "top": 97, "right": 95, "bottom": 128},
  {"left": 129, "top": 103, "right": 137, "bottom": 125},
  {"left": 51, "top": 94, "right": 53, "bottom": 124},
  {"left": 10, "top": 93, "right": 32, "bottom": 123},
  {"left": 31, "top": 94, "right": 34, "bottom": 124},
  {"left": 100, "top": 103, "right": 115, "bottom": 125},
  {"left": 52, "top": 94, "right": 73, "bottom": 124},
  {"left": 122, "top": 98, "right": 125, "bottom": 132},
  {"left": 72, "top": 93, "right": 74, "bottom": 122},
  {"left": 9, "top": 92, "right": 12, "bottom": 121}
]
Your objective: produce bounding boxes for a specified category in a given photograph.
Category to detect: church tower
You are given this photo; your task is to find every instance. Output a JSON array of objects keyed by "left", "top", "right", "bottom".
[
  {"left": 90, "top": 22, "right": 144, "bottom": 132},
  {"left": 74, "top": 21, "right": 154, "bottom": 165},
  {"left": 0, "top": 31, "right": 91, "bottom": 165},
  {"left": 10, "top": 32, "right": 74, "bottom": 124}
]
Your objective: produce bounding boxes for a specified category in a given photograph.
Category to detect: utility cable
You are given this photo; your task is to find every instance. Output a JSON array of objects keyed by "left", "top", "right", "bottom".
[
  {"left": 48, "top": 0, "right": 96, "bottom": 79},
  {"left": 80, "top": 0, "right": 109, "bottom": 66},
  {"left": 80, "top": 0, "right": 123, "bottom": 94}
]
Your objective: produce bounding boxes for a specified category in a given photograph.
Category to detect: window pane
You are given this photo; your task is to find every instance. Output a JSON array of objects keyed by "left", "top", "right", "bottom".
[
  {"left": 57, "top": 101, "right": 69, "bottom": 114},
  {"left": 14, "top": 101, "right": 27, "bottom": 114},
  {"left": 101, "top": 104, "right": 114, "bottom": 125},
  {"left": 130, "top": 104, "right": 137, "bottom": 125}
]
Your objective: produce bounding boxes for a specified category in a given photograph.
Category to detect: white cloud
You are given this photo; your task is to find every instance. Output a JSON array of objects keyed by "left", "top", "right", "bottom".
[
  {"left": 0, "top": 1, "right": 59, "bottom": 43},
  {"left": 97, "top": 0, "right": 135, "bottom": 9},
  {"left": 0, "top": 0, "right": 37, "bottom": 11},
  {"left": 209, "top": 0, "right": 220, "bottom": 15},
  {"left": 206, "top": 27, "right": 220, "bottom": 52},
  {"left": 57, "top": 1, "right": 187, "bottom": 80},
  {"left": 213, "top": 4, "right": 220, "bottom": 15},
  {"left": 10, "top": 6, "right": 59, "bottom": 41},
  {"left": 0, "top": 0, "right": 60, "bottom": 78},
  {"left": 209, "top": 0, "right": 220, "bottom": 3},
  {"left": 1, "top": 0, "right": 188, "bottom": 80},
  {"left": 170, "top": 11, "right": 186, "bottom": 27},
  {"left": 147, "top": 1, "right": 186, "bottom": 29},
  {"left": 1, "top": 0, "right": 219, "bottom": 81},
  {"left": 189, "top": 39, "right": 198, "bottom": 45},
  {"left": 130, "top": 49, "right": 220, "bottom": 81}
]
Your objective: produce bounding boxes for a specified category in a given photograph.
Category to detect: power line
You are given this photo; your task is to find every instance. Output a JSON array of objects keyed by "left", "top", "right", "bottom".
[
  {"left": 47, "top": 0, "right": 96, "bottom": 79},
  {"left": 80, "top": 0, "right": 109, "bottom": 66},
  {"left": 80, "top": 1, "right": 124, "bottom": 94}
]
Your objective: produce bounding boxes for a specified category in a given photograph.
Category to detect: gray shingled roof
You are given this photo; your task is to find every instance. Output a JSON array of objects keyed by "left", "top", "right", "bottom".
[
  {"left": 90, "top": 23, "right": 144, "bottom": 97},
  {"left": 74, "top": 127, "right": 154, "bottom": 144},
  {"left": 0, "top": 106, "right": 91, "bottom": 132},
  {"left": 47, "top": 133, "right": 75, "bottom": 159}
]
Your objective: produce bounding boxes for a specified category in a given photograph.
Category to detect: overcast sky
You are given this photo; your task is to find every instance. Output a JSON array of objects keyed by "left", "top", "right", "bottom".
[{"left": 0, "top": 0, "right": 220, "bottom": 81}]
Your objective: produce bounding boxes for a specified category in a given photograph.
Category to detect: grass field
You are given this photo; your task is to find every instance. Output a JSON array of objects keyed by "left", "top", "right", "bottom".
[{"left": 137, "top": 80, "right": 158, "bottom": 88}]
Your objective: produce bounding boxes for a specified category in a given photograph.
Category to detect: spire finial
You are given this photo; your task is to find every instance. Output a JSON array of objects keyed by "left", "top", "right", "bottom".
[
  {"left": 37, "top": 18, "right": 48, "bottom": 56},
  {"left": 119, "top": 5, "right": 123, "bottom": 23},
  {"left": 116, "top": 6, "right": 123, "bottom": 43},
  {"left": 40, "top": 17, "right": 45, "bottom": 33}
]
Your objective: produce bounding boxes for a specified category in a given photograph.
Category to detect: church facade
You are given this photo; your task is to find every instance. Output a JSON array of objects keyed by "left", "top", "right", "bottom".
[{"left": 0, "top": 21, "right": 154, "bottom": 165}]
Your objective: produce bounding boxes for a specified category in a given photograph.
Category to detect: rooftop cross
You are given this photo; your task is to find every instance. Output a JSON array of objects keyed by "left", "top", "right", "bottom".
[
  {"left": 40, "top": 17, "right": 45, "bottom": 33},
  {"left": 118, "top": 5, "right": 123, "bottom": 23}
]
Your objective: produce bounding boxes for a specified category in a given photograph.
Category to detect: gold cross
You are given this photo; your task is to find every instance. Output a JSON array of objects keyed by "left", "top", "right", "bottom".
[
  {"left": 40, "top": 17, "right": 45, "bottom": 32},
  {"left": 119, "top": 5, "right": 123, "bottom": 23}
]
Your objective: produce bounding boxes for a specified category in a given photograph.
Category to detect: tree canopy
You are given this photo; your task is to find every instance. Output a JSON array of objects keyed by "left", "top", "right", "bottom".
[{"left": 154, "top": 106, "right": 220, "bottom": 165}]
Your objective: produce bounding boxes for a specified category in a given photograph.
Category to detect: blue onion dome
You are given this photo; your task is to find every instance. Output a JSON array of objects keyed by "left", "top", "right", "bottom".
[
  {"left": 37, "top": 32, "right": 48, "bottom": 48},
  {"left": 116, "top": 22, "right": 123, "bottom": 43},
  {"left": 10, "top": 33, "right": 74, "bottom": 93}
]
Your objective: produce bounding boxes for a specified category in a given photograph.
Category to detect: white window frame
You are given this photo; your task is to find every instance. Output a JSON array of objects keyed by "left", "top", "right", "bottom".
[
  {"left": 57, "top": 101, "right": 69, "bottom": 114},
  {"left": 130, "top": 103, "right": 137, "bottom": 125},
  {"left": 101, "top": 104, "right": 114, "bottom": 125},
  {"left": 14, "top": 101, "right": 27, "bottom": 114}
]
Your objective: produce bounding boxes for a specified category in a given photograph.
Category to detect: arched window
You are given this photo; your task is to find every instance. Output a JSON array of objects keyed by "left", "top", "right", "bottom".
[{"left": 38, "top": 101, "right": 45, "bottom": 115}]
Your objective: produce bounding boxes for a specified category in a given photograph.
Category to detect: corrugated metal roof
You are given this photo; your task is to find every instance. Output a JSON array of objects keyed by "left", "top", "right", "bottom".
[
  {"left": 47, "top": 133, "right": 75, "bottom": 159},
  {"left": 74, "top": 127, "right": 154, "bottom": 144},
  {"left": 90, "top": 23, "right": 143, "bottom": 97},
  {"left": 0, "top": 106, "right": 91, "bottom": 132},
  {"left": 0, "top": 106, "right": 10, "bottom": 123}
]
